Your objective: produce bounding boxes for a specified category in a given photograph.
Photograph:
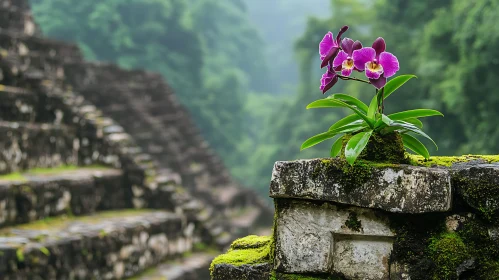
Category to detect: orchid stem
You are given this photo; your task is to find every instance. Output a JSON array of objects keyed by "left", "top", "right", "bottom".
[
  {"left": 381, "top": 87, "right": 385, "bottom": 114},
  {"left": 338, "top": 75, "right": 371, "bottom": 85}
]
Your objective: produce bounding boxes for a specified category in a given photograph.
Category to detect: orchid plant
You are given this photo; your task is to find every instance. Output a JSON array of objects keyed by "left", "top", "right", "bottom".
[{"left": 301, "top": 26, "right": 443, "bottom": 166}]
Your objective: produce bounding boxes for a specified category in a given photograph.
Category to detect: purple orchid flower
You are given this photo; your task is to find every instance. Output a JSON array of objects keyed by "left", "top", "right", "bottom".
[
  {"left": 332, "top": 38, "right": 363, "bottom": 76},
  {"left": 352, "top": 37, "right": 399, "bottom": 89},
  {"left": 320, "top": 67, "right": 338, "bottom": 94},
  {"left": 319, "top": 26, "right": 349, "bottom": 68}
]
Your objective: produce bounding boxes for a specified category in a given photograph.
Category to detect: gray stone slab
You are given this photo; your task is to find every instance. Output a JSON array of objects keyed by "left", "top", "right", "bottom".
[
  {"left": 270, "top": 158, "right": 452, "bottom": 213},
  {"left": 274, "top": 199, "right": 394, "bottom": 278}
]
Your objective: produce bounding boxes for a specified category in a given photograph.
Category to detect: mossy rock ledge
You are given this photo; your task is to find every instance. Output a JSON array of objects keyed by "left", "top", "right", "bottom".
[{"left": 211, "top": 156, "right": 499, "bottom": 279}]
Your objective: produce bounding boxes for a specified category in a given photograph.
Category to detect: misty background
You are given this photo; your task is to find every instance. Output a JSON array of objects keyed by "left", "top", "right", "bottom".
[{"left": 29, "top": 0, "right": 499, "bottom": 195}]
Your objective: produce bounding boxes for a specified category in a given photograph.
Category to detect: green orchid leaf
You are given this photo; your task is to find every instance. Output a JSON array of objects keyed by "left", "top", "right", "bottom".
[
  {"left": 307, "top": 98, "right": 375, "bottom": 128},
  {"left": 402, "top": 134, "right": 430, "bottom": 159},
  {"left": 382, "top": 114, "right": 393, "bottom": 125},
  {"left": 330, "top": 123, "right": 367, "bottom": 135},
  {"left": 306, "top": 98, "right": 347, "bottom": 109},
  {"left": 374, "top": 114, "right": 393, "bottom": 130},
  {"left": 329, "top": 114, "right": 362, "bottom": 131},
  {"left": 404, "top": 118, "right": 423, "bottom": 129},
  {"left": 330, "top": 94, "right": 369, "bottom": 113},
  {"left": 330, "top": 135, "right": 345, "bottom": 157},
  {"left": 388, "top": 109, "right": 443, "bottom": 121},
  {"left": 383, "top": 75, "right": 417, "bottom": 99},
  {"left": 345, "top": 130, "right": 373, "bottom": 166},
  {"left": 300, "top": 131, "right": 337, "bottom": 150},
  {"left": 390, "top": 121, "right": 438, "bottom": 149},
  {"left": 367, "top": 95, "right": 378, "bottom": 120}
]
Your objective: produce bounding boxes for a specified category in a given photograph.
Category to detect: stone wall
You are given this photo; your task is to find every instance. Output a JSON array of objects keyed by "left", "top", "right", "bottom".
[{"left": 211, "top": 157, "right": 499, "bottom": 280}]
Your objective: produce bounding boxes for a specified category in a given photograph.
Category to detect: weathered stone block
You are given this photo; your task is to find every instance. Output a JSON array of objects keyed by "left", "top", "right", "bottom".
[
  {"left": 270, "top": 158, "right": 452, "bottom": 213},
  {"left": 274, "top": 199, "right": 393, "bottom": 278}
]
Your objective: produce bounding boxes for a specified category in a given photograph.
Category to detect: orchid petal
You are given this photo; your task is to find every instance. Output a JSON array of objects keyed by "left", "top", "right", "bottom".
[
  {"left": 333, "top": 50, "right": 349, "bottom": 68},
  {"left": 320, "top": 71, "right": 336, "bottom": 90},
  {"left": 319, "top": 32, "right": 337, "bottom": 59},
  {"left": 352, "top": 47, "right": 376, "bottom": 71},
  {"left": 336, "top": 26, "right": 349, "bottom": 44},
  {"left": 352, "top": 40, "right": 363, "bottom": 53},
  {"left": 372, "top": 37, "right": 386, "bottom": 57},
  {"left": 341, "top": 38, "right": 354, "bottom": 55},
  {"left": 320, "top": 47, "right": 339, "bottom": 68},
  {"left": 379, "top": 52, "right": 399, "bottom": 78},
  {"left": 341, "top": 68, "right": 353, "bottom": 77},
  {"left": 365, "top": 67, "right": 382, "bottom": 80},
  {"left": 370, "top": 76, "right": 387, "bottom": 89},
  {"left": 322, "top": 75, "right": 339, "bottom": 94}
]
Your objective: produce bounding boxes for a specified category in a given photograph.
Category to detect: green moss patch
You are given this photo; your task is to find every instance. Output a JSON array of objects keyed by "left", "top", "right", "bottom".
[
  {"left": 0, "top": 209, "right": 153, "bottom": 234},
  {"left": 0, "top": 165, "right": 110, "bottom": 182},
  {"left": 408, "top": 154, "right": 499, "bottom": 167},
  {"left": 349, "top": 132, "right": 407, "bottom": 164},
  {"left": 428, "top": 232, "right": 470, "bottom": 279},
  {"left": 210, "top": 235, "right": 271, "bottom": 277},
  {"left": 231, "top": 235, "right": 272, "bottom": 250},
  {"left": 344, "top": 212, "right": 362, "bottom": 232},
  {"left": 390, "top": 211, "right": 499, "bottom": 279}
]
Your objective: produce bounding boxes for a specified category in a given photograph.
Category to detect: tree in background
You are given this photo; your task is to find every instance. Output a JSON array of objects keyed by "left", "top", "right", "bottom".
[
  {"left": 30, "top": 0, "right": 499, "bottom": 195},
  {"left": 30, "top": 0, "right": 269, "bottom": 181}
]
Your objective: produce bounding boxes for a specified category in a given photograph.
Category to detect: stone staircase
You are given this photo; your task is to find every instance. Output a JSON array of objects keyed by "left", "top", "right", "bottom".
[{"left": 0, "top": 0, "right": 272, "bottom": 279}]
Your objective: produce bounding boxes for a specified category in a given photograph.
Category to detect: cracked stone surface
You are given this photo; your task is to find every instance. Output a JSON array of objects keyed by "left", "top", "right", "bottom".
[{"left": 270, "top": 158, "right": 452, "bottom": 213}]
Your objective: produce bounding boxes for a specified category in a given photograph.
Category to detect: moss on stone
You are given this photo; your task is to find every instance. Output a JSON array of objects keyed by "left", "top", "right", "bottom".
[
  {"left": 352, "top": 132, "right": 407, "bottom": 164},
  {"left": 344, "top": 212, "right": 362, "bottom": 232},
  {"left": 231, "top": 235, "right": 272, "bottom": 250},
  {"left": 428, "top": 232, "right": 470, "bottom": 279},
  {"left": 453, "top": 172, "right": 499, "bottom": 223},
  {"left": 0, "top": 164, "right": 110, "bottom": 182},
  {"left": 313, "top": 158, "right": 401, "bottom": 194},
  {"left": 407, "top": 154, "right": 499, "bottom": 167},
  {"left": 0, "top": 209, "right": 153, "bottom": 234},
  {"left": 210, "top": 235, "right": 272, "bottom": 277}
]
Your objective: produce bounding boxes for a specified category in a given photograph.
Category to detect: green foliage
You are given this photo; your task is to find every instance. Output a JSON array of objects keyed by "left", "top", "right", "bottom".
[
  {"left": 428, "top": 233, "right": 470, "bottom": 280},
  {"left": 301, "top": 81, "right": 442, "bottom": 165}
]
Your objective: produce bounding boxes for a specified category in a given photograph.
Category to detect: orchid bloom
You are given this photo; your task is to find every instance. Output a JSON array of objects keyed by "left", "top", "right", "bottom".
[
  {"left": 320, "top": 66, "right": 338, "bottom": 94},
  {"left": 319, "top": 26, "right": 348, "bottom": 68},
  {"left": 352, "top": 37, "right": 399, "bottom": 89},
  {"left": 332, "top": 38, "right": 363, "bottom": 77}
]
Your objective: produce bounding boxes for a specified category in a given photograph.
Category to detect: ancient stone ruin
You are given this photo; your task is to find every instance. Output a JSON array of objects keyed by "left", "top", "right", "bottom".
[
  {"left": 211, "top": 157, "right": 499, "bottom": 279},
  {"left": 0, "top": 0, "right": 272, "bottom": 279}
]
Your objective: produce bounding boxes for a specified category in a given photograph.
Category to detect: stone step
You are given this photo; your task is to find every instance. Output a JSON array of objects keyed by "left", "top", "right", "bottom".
[
  {"left": 0, "top": 121, "right": 79, "bottom": 174},
  {"left": 0, "top": 85, "right": 73, "bottom": 124},
  {"left": 0, "top": 166, "right": 126, "bottom": 227},
  {"left": 0, "top": 30, "right": 83, "bottom": 62},
  {"left": 0, "top": 209, "right": 192, "bottom": 279},
  {"left": 131, "top": 253, "right": 214, "bottom": 280}
]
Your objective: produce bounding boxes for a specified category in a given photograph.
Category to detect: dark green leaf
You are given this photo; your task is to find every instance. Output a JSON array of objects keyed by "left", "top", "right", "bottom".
[
  {"left": 402, "top": 134, "right": 430, "bottom": 159},
  {"left": 306, "top": 98, "right": 351, "bottom": 109},
  {"left": 330, "top": 94, "right": 369, "bottom": 113},
  {"left": 388, "top": 109, "right": 443, "bottom": 121},
  {"left": 390, "top": 121, "right": 438, "bottom": 149},
  {"left": 300, "top": 131, "right": 337, "bottom": 150},
  {"left": 404, "top": 118, "right": 423, "bottom": 129},
  {"left": 367, "top": 95, "right": 378, "bottom": 120},
  {"left": 383, "top": 75, "right": 417, "bottom": 99},
  {"left": 330, "top": 135, "right": 345, "bottom": 157},
  {"left": 374, "top": 114, "right": 394, "bottom": 130},
  {"left": 307, "top": 98, "right": 375, "bottom": 128},
  {"left": 329, "top": 114, "right": 362, "bottom": 131},
  {"left": 345, "top": 130, "right": 373, "bottom": 166}
]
